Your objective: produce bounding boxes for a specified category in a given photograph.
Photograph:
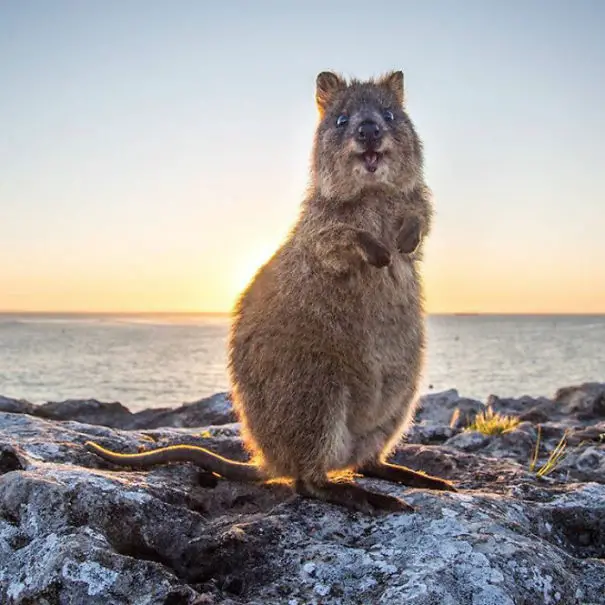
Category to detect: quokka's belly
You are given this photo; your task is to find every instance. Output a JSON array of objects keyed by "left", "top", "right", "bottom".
[{"left": 364, "top": 283, "right": 424, "bottom": 424}]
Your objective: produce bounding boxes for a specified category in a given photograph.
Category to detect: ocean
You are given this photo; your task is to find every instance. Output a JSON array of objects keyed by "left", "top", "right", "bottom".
[{"left": 0, "top": 313, "right": 603, "bottom": 412}]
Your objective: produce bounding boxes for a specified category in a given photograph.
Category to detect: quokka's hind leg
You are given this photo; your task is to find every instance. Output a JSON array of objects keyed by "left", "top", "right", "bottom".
[
  {"left": 287, "top": 412, "right": 413, "bottom": 514},
  {"left": 358, "top": 460, "right": 457, "bottom": 492},
  {"left": 294, "top": 478, "right": 414, "bottom": 514},
  {"left": 350, "top": 406, "right": 457, "bottom": 493}
]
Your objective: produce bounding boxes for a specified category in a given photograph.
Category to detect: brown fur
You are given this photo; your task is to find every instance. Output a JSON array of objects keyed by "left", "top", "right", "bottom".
[{"left": 86, "top": 70, "right": 455, "bottom": 514}]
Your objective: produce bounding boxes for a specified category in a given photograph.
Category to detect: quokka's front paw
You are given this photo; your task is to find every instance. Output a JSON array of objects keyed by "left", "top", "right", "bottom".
[
  {"left": 397, "top": 216, "right": 422, "bottom": 254},
  {"left": 357, "top": 231, "right": 391, "bottom": 268}
]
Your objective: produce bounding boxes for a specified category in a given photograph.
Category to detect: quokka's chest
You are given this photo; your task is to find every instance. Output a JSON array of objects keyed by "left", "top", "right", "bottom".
[{"left": 362, "top": 254, "right": 419, "bottom": 304}]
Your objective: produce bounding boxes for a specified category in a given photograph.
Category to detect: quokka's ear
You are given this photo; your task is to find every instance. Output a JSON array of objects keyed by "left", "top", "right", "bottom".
[
  {"left": 315, "top": 71, "right": 346, "bottom": 115},
  {"left": 380, "top": 70, "right": 405, "bottom": 106}
]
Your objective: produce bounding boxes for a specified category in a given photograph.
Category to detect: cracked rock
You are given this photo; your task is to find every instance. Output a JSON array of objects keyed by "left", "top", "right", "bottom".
[{"left": 1, "top": 383, "right": 604, "bottom": 604}]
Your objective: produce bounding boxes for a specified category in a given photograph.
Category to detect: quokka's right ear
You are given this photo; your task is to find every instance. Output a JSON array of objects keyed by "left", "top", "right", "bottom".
[
  {"left": 315, "top": 71, "right": 345, "bottom": 115},
  {"left": 379, "top": 70, "right": 405, "bottom": 106}
]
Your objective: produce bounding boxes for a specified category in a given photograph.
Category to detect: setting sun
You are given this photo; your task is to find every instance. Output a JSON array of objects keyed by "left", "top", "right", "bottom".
[{"left": 229, "top": 240, "right": 282, "bottom": 303}]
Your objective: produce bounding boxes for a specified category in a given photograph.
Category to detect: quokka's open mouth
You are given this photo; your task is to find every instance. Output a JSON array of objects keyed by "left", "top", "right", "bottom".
[{"left": 361, "top": 151, "right": 383, "bottom": 173}]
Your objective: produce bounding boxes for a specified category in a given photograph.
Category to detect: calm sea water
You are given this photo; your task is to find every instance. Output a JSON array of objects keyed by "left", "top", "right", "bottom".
[{"left": 0, "top": 313, "right": 603, "bottom": 411}]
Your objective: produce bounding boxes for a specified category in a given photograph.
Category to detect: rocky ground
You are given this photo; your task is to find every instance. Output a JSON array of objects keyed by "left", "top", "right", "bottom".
[{"left": 0, "top": 383, "right": 604, "bottom": 604}]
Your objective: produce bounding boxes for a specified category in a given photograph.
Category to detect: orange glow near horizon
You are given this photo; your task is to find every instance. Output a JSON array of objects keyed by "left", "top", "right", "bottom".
[{"left": 2, "top": 241, "right": 604, "bottom": 315}]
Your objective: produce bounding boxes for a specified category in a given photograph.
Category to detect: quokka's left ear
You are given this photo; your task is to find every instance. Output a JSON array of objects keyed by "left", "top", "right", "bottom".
[{"left": 379, "top": 70, "right": 404, "bottom": 106}]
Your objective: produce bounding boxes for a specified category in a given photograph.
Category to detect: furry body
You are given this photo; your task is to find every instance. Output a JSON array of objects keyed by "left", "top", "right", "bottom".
[{"left": 87, "top": 71, "right": 455, "bottom": 513}]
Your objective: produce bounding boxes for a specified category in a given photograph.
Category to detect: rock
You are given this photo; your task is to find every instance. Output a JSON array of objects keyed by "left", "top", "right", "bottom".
[
  {"left": 478, "top": 422, "right": 538, "bottom": 464},
  {"left": 486, "top": 393, "right": 552, "bottom": 418},
  {"left": 36, "top": 398, "right": 133, "bottom": 427},
  {"left": 558, "top": 446, "right": 605, "bottom": 484},
  {"left": 129, "top": 392, "right": 236, "bottom": 429},
  {"left": 405, "top": 424, "right": 457, "bottom": 445},
  {"left": 490, "top": 382, "right": 605, "bottom": 427},
  {"left": 2, "top": 392, "right": 235, "bottom": 431},
  {"left": 1, "top": 384, "right": 605, "bottom": 604},
  {"left": 438, "top": 423, "right": 540, "bottom": 467},
  {"left": 416, "top": 390, "right": 484, "bottom": 428},
  {"left": 567, "top": 422, "right": 605, "bottom": 446},
  {"left": 443, "top": 430, "right": 490, "bottom": 452},
  {"left": 554, "top": 382, "right": 605, "bottom": 421},
  {"left": 0, "top": 395, "right": 35, "bottom": 415}
]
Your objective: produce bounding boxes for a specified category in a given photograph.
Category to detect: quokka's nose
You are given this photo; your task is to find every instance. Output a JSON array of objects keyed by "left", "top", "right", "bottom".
[{"left": 356, "top": 120, "right": 382, "bottom": 144}]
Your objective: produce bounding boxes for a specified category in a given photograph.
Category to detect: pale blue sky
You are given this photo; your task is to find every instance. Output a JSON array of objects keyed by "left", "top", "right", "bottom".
[{"left": 1, "top": 1, "right": 604, "bottom": 312}]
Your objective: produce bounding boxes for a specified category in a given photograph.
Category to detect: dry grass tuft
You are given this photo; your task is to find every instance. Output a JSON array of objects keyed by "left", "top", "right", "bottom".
[
  {"left": 466, "top": 407, "right": 520, "bottom": 435},
  {"left": 530, "top": 425, "right": 569, "bottom": 478}
]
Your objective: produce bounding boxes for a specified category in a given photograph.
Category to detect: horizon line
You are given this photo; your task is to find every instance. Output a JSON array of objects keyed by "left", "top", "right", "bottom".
[{"left": 1, "top": 310, "right": 604, "bottom": 317}]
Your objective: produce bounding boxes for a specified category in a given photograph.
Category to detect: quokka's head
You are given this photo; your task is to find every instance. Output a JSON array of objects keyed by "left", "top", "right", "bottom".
[{"left": 311, "top": 70, "right": 424, "bottom": 200}]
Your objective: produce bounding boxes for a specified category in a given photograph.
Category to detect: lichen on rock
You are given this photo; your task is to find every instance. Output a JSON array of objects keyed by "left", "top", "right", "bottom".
[{"left": 1, "top": 384, "right": 604, "bottom": 604}]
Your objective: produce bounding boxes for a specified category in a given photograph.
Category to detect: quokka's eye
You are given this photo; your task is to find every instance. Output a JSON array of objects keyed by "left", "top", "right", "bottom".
[
  {"left": 336, "top": 114, "right": 349, "bottom": 127},
  {"left": 383, "top": 109, "right": 395, "bottom": 122}
]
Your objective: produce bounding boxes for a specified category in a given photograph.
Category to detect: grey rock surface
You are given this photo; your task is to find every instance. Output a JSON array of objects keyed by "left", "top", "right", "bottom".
[
  {"left": 1, "top": 383, "right": 604, "bottom": 604},
  {"left": 0, "top": 392, "right": 235, "bottom": 430}
]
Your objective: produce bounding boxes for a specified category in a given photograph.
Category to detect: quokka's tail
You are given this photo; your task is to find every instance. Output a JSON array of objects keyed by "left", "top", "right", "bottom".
[{"left": 85, "top": 441, "right": 260, "bottom": 482}]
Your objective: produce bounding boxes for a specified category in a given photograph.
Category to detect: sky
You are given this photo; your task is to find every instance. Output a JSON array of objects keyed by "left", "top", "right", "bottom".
[{"left": 1, "top": 0, "right": 604, "bottom": 314}]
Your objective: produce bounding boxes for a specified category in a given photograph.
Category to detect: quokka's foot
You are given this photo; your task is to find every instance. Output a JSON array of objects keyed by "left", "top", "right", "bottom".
[
  {"left": 295, "top": 479, "right": 414, "bottom": 514},
  {"left": 397, "top": 216, "right": 422, "bottom": 254},
  {"left": 359, "top": 461, "right": 457, "bottom": 492}
]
